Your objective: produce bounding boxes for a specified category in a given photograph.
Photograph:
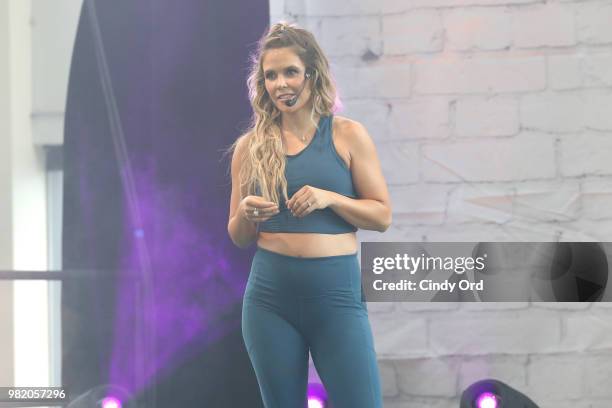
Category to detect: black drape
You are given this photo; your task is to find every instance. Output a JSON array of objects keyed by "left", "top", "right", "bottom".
[{"left": 62, "top": 1, "right": 268, "bottom": 406}]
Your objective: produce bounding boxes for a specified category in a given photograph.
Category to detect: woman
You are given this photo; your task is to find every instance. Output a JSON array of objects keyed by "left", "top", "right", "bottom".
[{"left": 227, "top": 22, "right": 391, "bottom": 408}]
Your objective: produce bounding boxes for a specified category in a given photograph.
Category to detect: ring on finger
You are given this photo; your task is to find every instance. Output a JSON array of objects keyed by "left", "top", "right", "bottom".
[{"left": 253, "top": 208, "right": 259, "bottom": 216}]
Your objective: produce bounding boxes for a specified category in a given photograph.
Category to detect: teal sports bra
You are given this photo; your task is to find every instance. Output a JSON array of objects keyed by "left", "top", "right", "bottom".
[{"left": 258, "top": 115, "right": 358, "bottom": 234}]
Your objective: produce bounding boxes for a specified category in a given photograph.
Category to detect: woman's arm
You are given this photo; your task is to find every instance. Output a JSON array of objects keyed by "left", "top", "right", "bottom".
[
  {"left": 328, "top": 193, "right": 391, "bottom": 233},
  {"left": 227, "top": 136, "right": 258, "bottom": 248},
  {"left": 328, "top": 120, "right": 392, "bottom": 232}
]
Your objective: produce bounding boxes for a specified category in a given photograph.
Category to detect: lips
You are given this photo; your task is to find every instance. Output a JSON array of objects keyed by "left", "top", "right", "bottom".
[{"left": 277, "top": 94, "right": 294, "bottom": 100}]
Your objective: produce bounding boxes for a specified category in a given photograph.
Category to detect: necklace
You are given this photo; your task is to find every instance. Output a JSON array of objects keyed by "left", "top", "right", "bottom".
[
  {"left": 281, "top": 127, "right": 311, "bottom": 143},
  {"left": 280, "top": 116, "right": 320, "bottom": 145}
]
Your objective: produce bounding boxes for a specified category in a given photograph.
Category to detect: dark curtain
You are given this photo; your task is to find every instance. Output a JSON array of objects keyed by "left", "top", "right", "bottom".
[{"left": 62, "top": 0, "right": 268, "bottom": 406}]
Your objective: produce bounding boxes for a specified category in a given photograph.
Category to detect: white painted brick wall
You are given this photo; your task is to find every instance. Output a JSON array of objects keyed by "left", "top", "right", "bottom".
[
  {"left": 522, "top": 91, "right": 612, "bottom": 133},
  {"left": 548, "top": 53, "right": 612, "bottom": 90},
  {"left": 444, "top": 7, "right": 512, "bottom": 51},
  {"left": 269, "top": 0, "right": 285, "bottom": 22},
  {"left": 414, "top": 56, "right": 547, "bottom": 95},
  {"left": 561, "top": 310, "right": 612, "bottom": 351},
  {"left": 426, "top": 222, "right": 530, "bottom": 241},
  {"left": 285, "top": 0, "right": 381, "bottom": 16},
  {"left": 575, "top": 1, "right": 612, "bottom": 45},
  {"left": 389, "top": 184, "right": 450, "bottom": 224},
  {"left": 461, "top": 301, "right": 530, "bottom": 311},
  {"left": 582, "top": 178, "right": 612, "bottom": 220},
  {"left": 512, "top": 180, "right": 581, "bottom": 222},
  {"left": 581, "top": 54, "right": 612, "bottom": 88},
  {"left": 422, "top": 134, "right": 556, "bottom": 182},
  {"left": 383, "top": 397, "right": 456, "bottom": 408},
  {"left": 429, "top": 310, "right": 561, "bottom": 355},
  {"left": 526, "top": 354, "right": 584, "bottom": 401},
  {"left": 383, "top": 10, "right": 444, "bottom": 55},
  {"left": 370, "top": 312, "right": 428, "bottom": 358},
  {"left": 458, "top": 355, "right": 527, "bottom": 392},
  {"left": 584, "top": 91, "right": 612, "bottom": 131},
  {"left": 378, "top": 142, "right": 420, "bottom": 185},
  {"left": 560, "top": 133, "right": 612, "bottom": 177},
  {"left": 379, "top": 360, "right": 399, "bottom": 397},
  {"left": 382, "top": 0, "right": 539, "bottom": 14},
  {"left": 548, "top": 55, "right": 584, "bottom": 91},
  {"left": 333, "top": 62, "right": 412, "bottom": 99},
  {"left": 338, "top": 99, "right": 389, "bottom": 142},
  {"left": 389, "top": 98, "right": 451, "bottom": 140},
  {"left": 454, "top": 96, "right": 519, "bottom": 137},
  {"left": 446, "top": 182, "right": 514, "bottom": 224},
  {"left": 395, "top": 357, "right": 460, "bottom": 397},
  {"left": 319, "top": 16, "right": 382, "bottom": 57},
  {"left": 521, "top": 92, "right": 586, "bottom": 133},
  {"left": 398, "top": 302, "right": 459, "bottom": 312},
  {"left": 556, "top": 219, "right": 612, "bottom": 241},
  {"left": 513, "top": 3, "right": 576, "bottom": 48},
  {"left": 583, "top": 353, "right": 612, "bottom": 398},
  {"left": 269, "top": 1, "right": 612, "bottom": 406}
]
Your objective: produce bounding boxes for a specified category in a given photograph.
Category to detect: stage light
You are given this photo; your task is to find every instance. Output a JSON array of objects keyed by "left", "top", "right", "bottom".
[
  {"left": 307, "top": 382, "right": 328, "bottom": 408},
  {"left": 475, "top": 391, "right": 499, "bottom": 408},
  {"left": 101, "top": 396, "right": 122, "bottom": 408},
  {"left": 307, "top": 396, "right": 325, "bottom": 408},
  {"left": 460, "top": 379, "right": 540, "bottom": 408},
  {"left": 66, "top": 384, "right": 132, "bottom": 408}
]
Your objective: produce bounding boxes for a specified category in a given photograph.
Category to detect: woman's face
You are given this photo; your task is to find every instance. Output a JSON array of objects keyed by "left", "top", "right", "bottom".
[{"left": 262, "top": 47, "right": 312, "bottom": 112}]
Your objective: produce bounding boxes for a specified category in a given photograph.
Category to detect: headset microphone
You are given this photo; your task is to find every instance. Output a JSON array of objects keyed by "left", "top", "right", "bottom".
[{"left": 283, "top": 71, "right": 311, "bottom": 107}]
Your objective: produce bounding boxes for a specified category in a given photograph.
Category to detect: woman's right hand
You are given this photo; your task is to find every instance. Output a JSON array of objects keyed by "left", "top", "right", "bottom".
[{"left": 239, "top": 196, "right": 279, "bottom": 223}]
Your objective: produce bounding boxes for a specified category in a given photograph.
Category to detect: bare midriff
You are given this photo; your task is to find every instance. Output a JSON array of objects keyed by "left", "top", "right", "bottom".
[{"left": 257, "top": 231, "right": 357, "bottom": 257}]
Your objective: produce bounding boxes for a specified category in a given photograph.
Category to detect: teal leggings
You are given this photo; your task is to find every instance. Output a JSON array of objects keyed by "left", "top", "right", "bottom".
[{"left": 242, "top": 247, "right": 383, "bottom": 408}]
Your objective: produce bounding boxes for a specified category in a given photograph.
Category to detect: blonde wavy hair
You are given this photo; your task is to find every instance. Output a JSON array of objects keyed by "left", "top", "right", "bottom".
[{"left": 231, "top": 22, "right": 338, "bottom": 206}]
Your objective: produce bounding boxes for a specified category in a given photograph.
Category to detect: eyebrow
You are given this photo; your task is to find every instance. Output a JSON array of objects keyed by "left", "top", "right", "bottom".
[{"left": 263, "top": 65, "right": 301, "bottom": 75}]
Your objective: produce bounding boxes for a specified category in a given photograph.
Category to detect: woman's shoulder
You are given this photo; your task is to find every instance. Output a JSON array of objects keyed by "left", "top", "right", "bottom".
[
  {"left": 231, "top": 131, "right": 253, "bottom": 164},
  {"left": 238, "top": 130, "right": 254, "bottom": 143},
  {"left": 332, "top": 115, "right": 371, "bottom": 146},
  {"left": 332, "top": 114, "right": 359, "bottom": 130},
  {"left": 235, "top": 130, "right": 254, "bottom": 151}
]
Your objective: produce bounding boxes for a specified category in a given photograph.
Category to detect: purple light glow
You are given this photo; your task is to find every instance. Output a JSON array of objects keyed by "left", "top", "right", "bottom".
[
  {"left": 101, "top": 396, "right": 122, "bottom": 408},
  {"left": 307, "top": 382, "right": 327, "bottom": 408},
  {"left": 476, "top": 392, "right": 499, "bottom": 408},
  {"left": 108, "top": 165, "right": 242, "bottom": 395},
  {"left": 307, "top": 397, "right": 325, "bottom": 408}
]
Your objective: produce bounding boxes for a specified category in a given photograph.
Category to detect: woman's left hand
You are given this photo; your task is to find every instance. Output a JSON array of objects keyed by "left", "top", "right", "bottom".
[{"left": 286, "top": 185, "right": 334, "bottom": 218}]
